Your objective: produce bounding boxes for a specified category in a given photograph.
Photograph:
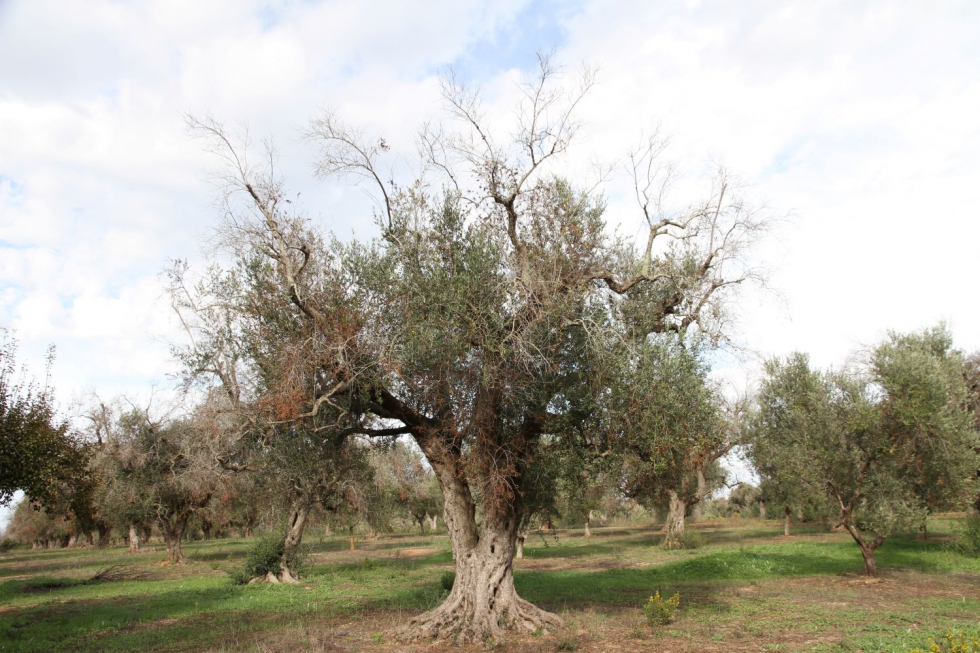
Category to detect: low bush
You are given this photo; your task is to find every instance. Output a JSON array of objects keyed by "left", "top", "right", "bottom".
[
  {"left": 230, "top": 530, "right": 305, "bottom": 585},
  {"left": 676, "top": 530, "right": 706, "bottom": 550},
  {"left": 643, "top": 590, "right": 680, "bottom": 626}
]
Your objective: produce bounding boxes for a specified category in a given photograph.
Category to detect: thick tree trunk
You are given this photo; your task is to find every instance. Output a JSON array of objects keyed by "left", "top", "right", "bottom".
[
  {"left": 584, "top": 511, "right": 592, "bottom": 538},
  {"left": 279, "top": 499, "right": 310, "bottom": 583},
  {"left": 401, "top": 455, "right": 560, "bottom": 643},
  {"left": 859, "top": 544, "right": 878, "bottom": 577},
  {"left": 784, "top": 505, "right": 791, "bottom": 536},
  {"left": 128, "top": 523, "right": 142, "bottom": 553},
  {"left": 416, "top": 514, "right": 426, "bottom": 536},
  {"left": 141, "top": 524, "right": 153, "bottom": 544},
  {"left": 348, "top": 526, "right": 356, "bottom": 551},
  {"left": 758, "top": 500, "right": 767, "bottom": 521},
  {"left": 97, "top": 524, "right": 112, "bottom": 548},
  {"left": 515, "top": 533, "right": 525, "bottom": 560},
  {"left": 201, "top": 518, "right": 213, "bottom": 540},
  {"left": 160, "top": 515, "right": 188, "bottom": 565},
  {"left": 427, "top": 513, "right": 438, "bottom": 531},
  {"left": 662, "top": 490, "right": 687, "bottom": 549}
]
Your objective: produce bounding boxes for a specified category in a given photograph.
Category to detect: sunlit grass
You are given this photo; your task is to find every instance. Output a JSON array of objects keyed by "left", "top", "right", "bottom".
[{"left": 0, "top": 516, "right": 977, "bottom": 651}]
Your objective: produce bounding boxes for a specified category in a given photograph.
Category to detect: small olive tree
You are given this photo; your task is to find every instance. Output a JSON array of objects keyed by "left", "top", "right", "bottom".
[{"left": 748, "top": 326, "right": 979, "bottom": 577}]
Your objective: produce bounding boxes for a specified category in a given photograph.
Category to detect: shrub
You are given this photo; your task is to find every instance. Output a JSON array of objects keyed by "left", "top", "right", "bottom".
[
  {"left": 230, "top": 530, "right": 305, "bottom": 585},
  {"left": 440, "top": 570, "right": 455, "bottom": 592},
  {"left": 0, "top": 539, "right": 16, "bottom": 553},
  {"left": 644, "top": 590, "right": 680, "bottom": 626},
  {"left": 952, "top": 514, "right": 980, "bottom": 557},
  {"left": 676, "top": 531, "right": 706, "bottom": 550}
]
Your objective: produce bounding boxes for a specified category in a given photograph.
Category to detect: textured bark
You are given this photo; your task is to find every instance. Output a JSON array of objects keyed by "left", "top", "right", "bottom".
[
  {"left": 662, "top": 490, "right": 687, "bottom": 549},
  {"left": 515, "top": 534, "right": 525, "bottom": 560},
  {"left": 400, "top": 452, "right": 560, "bottom": 643},
  {"left": 127, "top": 523, "right": 142, "bottom": 553},
  {"left": 783, "top": 506, "right": 791, "bottom": 536},
  {"left": 842, "top": 518, "right": 883, "bottom": 577},
  {"left": 427, "top": 514, "right": 438, "bottom": 531},
  {"left": 279, "top": 499, "right": 310, "bottom": 583},
  {"left": 160, "top": 515, "right": 189, "bottom": 565}
]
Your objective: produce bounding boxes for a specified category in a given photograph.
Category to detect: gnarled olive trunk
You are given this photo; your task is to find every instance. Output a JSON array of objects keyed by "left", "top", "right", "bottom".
[
  {"left": 515, "top": 532, "right": 526, "bottom": 560},
  {"left": 402, "top": 454, "right": 560, "bottom": 643},
  {"left": 758, "top": 500, "right": 767, "bottom": 521},
  {"left": 662, "top": 490, "right": 687, "bottom": 549},
  {"left": 127, "top": 523, "right": 142, "bottom": 553},
  {"left": 278, "top": 498, "right": 310, "bottom": 583},
  {"left": 160, "top": 515, "right": 189, "bottom": 565},
  {"left": 784, "top": 505, "right": 791, "bottom": 536},
  {"left": 427, "top": 513, "right": 438, "bottom": 532},
  {"left": 584, "top": 511, "right": 592, "bottom": 538}
]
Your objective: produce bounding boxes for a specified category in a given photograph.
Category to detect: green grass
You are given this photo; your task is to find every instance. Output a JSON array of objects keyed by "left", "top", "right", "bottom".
[{"left": 1, "top": 518, "right": 978, "bottom": 651}]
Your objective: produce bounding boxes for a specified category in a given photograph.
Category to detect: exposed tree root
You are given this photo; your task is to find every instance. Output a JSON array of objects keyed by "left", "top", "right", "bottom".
[{"left": 399, "top": 591, "right": 561, "bottom": 644}]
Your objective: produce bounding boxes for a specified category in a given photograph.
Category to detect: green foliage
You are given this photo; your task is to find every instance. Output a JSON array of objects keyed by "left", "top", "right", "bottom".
[
  {"left": 952, "top": 514, "right": 980, "bottom": 557},
  {"left": 644, "top": 590, "right": 680, "bottom": 626},
  {"left": 440, "top": 570, "right": 455, "bottom": 592},
  {"left": 0, "top": 539, "right": 16, "bottom": 553},
  {"left": 674, "top": 530, "right": 706, "bottom": 550},
  {"left": 747, "top": 327, "right": 980, "bottom": 575},
  {"left": 0, "top": 333, "right": 86, "bottom": 510},
  {"left": 615, "top": 337, "right": 729, "bottom": 515},
  {"left": 230, "top": 530, "right": 305, "bottom": 584}
]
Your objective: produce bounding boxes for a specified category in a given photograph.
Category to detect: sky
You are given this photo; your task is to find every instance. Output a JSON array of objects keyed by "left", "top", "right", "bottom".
[{"left": 2, "top": 0, "right": 979, "bottom": 523}]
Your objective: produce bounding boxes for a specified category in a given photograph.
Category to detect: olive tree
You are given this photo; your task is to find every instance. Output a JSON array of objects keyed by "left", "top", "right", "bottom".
[
  {"left": 188, "top": 56, "right": 766, "bottom": 642},
  {"left": 0, "top": 333, "right": 86, "bottom": 511},
  {"left": 99, "top": 400, "right": 226, "bottom": 565},
  {"left": 615, "top": 337, "right": 735, "bottom": 548},
  {"left": 749, "top": 327, "right": 979, "bottom": 577}
]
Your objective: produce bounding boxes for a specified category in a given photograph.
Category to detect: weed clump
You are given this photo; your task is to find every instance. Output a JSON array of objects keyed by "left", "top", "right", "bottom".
[
  {"left": 676, "top": 531, "right": 706, "bottom": 549},
  {"left": 909, "top": 630, "right": 980, "bottom": 653},
  {"left": 644, "top": 590, "right": 680, "bottom": 626}
]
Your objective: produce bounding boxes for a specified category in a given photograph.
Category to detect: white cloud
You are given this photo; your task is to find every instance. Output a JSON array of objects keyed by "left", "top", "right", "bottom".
[{"left": 1, "top": 0, "right": 979, "bottom": 414}]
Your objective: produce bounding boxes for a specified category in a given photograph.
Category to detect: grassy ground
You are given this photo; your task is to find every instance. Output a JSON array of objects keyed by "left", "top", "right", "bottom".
[{"left": 1, "top": 517, "right": 978, "bottom": 652}]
